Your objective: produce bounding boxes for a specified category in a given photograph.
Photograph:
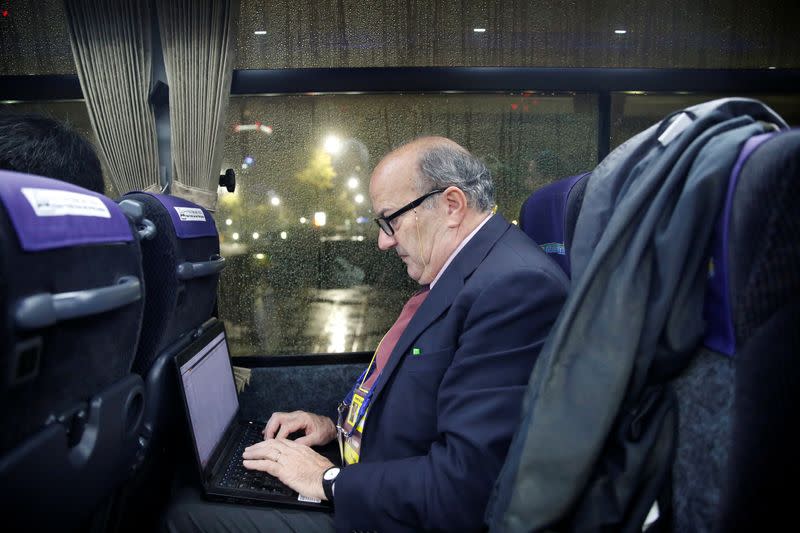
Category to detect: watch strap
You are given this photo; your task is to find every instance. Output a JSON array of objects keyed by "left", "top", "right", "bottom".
[{"left": 322, "top": 466, "right": 338, "bottom": 503}]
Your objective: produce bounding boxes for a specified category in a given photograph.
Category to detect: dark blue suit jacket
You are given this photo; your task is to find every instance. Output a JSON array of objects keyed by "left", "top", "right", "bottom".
[{"left": 334, "top": 214, "right": 569, "bottom": 532}]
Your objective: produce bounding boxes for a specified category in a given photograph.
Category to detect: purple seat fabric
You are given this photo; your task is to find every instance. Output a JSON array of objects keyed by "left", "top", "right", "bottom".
[
  {"left": 518, "top": 172, "right": 590, "bottom": 277},
  {"left": 521, "top": 135, "right": 777, "bottom": 357},
  {"left": 105, "top": 191, "right": 223, "bottom": 532},
  {"left": 0, "top": 170, "right": 133, "bottom": 252},
  {"left": 0, "top": 171, "right": 145, "bottom": 530},
  {"left": 702, "top": 132, "right": 776, "bottom": 356},
  {"left": 673, "top": 127, "right": 800, "bottom": 532},
  {"left": 120, "top": 191, "right": 221, "bottom": 374}
]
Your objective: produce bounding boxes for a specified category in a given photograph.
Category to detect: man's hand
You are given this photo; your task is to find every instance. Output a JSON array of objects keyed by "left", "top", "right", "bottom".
[
  {"left": 243, "top": 438, "right": 334, "bottom": 500},
  {"left": 263, "top": 410, "right": 336, "bottom": 447}
]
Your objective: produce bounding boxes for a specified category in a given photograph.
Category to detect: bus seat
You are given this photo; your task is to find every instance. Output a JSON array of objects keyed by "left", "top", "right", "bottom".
[
  {"left": 519, "top": 172, "right": 590, "bottom": 277},
  {"left": 519, "top": 144, "right": 761, "bottom": 358},
  {"left": 487, "top": 99, "right": 792, "bottom": 532},
  {"left": 671, "top": 128, "right": 800, "bottom": 531},
  {"left": 119, "top": 192, "right": 224, "bottom": 376},
  {"left": 109, "top": 192, "right": 224, "bottom": 532},
  {"left": 0, "top": 171, "right": 146, "bottom": 530}
]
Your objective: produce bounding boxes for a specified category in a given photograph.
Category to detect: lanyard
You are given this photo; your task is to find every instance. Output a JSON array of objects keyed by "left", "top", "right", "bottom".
[{"left": 336, "top": 334, "right": 385, "bottom": 440}]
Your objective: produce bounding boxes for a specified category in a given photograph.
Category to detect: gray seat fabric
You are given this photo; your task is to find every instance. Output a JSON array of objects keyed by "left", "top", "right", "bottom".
[
  {"left": 516, "top": 130, "right": 800, "bottom": 531},
  {"left": 672, "top": 129, "right": 800, "bottom": 532},
  {"left": 107, "top": 192, "right": 223, "bottom": 533},
  {"left": 0, "top": 172, "right": 146, "bottom": 530},
  {"left": 486, "top": 98, "right": 791, "bottom": 532}
]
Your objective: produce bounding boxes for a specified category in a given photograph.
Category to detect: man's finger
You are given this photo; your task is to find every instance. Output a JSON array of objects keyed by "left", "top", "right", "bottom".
[
  {"left": 275, "top": 420, "right": 299, "bottom": 440},
  {"left": 293, "top": 435, "right": 315, "bottom": 447},
  {"left": 242, "top": 446, "right": 268, "bottom": 459},
  {"left": 243, "top": 459, "right": 280, "bottom": 476},
  {"left": 276, "top": 437, "right": 304, "bottom": 450},
  {"left": 263, "top": 413, "right": 286, "bottom": 438},
  {"left": 243, "top": 440, "right": 271, "bottom": 455}
]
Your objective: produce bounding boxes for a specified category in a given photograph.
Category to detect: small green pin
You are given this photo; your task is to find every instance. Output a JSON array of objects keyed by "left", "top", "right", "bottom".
[{"left": 412, "top": 347, "right": 422, "bottom": 356}]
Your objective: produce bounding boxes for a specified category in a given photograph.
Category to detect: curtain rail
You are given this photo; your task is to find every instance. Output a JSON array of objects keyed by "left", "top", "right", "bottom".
[{"left": 3, "top": 68, "right": 800, "bottom": 101}]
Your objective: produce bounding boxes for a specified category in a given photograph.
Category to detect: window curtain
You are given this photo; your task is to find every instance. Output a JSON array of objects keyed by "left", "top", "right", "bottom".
[
  {"left": 63, "top": 0, "right": 161, "bottom": 195},
  {"left": 157, "top": 0, "right": 239, "bottom": 210}
]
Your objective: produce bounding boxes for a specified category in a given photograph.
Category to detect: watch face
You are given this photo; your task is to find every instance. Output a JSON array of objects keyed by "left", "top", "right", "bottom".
[{"left": 324, "top": 467, "right": 341, "bottom": 481}]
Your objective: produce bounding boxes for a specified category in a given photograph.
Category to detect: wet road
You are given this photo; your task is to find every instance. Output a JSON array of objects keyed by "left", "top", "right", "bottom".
[{"left": 224, "top": 285, "right": 408, "bottom": 357}]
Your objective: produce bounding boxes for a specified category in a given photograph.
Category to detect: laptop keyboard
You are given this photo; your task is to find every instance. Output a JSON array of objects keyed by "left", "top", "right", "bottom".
[{"left": 218, "top": 424, "right": 293, "bottom": 496}]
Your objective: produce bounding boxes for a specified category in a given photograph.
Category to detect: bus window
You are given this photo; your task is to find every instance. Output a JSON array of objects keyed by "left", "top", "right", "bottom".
[
  {"left": 612, "top": 92, "right": 800, "bottom": 150},
  {"left": 1, "top": 1, "right": 799, "bottom": 532},
  {"left": 217, "top": 92, "right": 597, "bottom": 356}
]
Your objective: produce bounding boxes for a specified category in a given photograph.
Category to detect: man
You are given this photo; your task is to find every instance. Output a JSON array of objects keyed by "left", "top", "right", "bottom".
[
  {"left": 0, "top": 113, "right": 105, "bottom": 193},
  {"left": 165, "top": 137, "right": 568, "bottom": 532}
]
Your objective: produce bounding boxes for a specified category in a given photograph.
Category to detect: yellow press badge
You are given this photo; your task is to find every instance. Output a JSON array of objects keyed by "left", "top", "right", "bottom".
[{"left": 341, "top": 389, "right": 369, "bottom": 464}]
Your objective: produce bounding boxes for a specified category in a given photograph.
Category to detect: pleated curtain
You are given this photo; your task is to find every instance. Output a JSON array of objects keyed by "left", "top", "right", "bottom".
[
  {"left": 63, "top": 0, "right": 161, "bottom": 195},
  {"left": 157, "top": 0, "right": 239, "bottom": 210},
  {"left": 64, "top": 0, "right": 238, "bottom": 209}
]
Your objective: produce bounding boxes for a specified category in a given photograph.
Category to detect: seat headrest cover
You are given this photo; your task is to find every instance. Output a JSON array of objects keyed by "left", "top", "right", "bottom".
[
  {"left": 703, "top": 131, "right": 776, "bottom": 355},
  {"left": 134, "top": 192, "right": 218, "bottom": 239},
  {"left": 0, "top": 170, "right": 133, "bottom": 252},
  {"left": 520, "top": 172, "right": 590, "bottom": 277}
]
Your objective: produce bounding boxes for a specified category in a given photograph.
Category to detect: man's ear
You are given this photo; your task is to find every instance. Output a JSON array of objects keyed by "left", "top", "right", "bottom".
[{"left": 443, "top": 186, "right": 468, "bottom": 227}]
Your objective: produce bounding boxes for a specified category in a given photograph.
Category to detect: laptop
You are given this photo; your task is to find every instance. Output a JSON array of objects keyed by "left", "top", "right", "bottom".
[{"left": 174, "top": 319, "right": 337, "bottom": 510}]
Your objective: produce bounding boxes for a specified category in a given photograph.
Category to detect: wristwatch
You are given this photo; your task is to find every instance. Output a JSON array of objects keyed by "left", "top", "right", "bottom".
[{"left": 322, "top": 466, "right": 340, "bottom": 503}]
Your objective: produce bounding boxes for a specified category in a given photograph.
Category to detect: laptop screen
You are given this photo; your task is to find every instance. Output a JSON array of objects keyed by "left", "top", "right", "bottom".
[{"left": 178, "top": 329, "right": 239, "bottom": 468}]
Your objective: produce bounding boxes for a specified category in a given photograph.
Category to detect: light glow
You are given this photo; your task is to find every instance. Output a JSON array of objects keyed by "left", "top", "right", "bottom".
[
  {"left": 354, "top": 194, "right": 364, "bottom": 204},
  {"left": 234, "top": 123, "right": 273, "bottom": 134},
  {"left": 347, "top": 177, "right": 359, "bottom": 189},
  {"left": 323, "top": 135, "right": 343, "bottom": 155},
  {"left": 614, "top": 29, "right": 627, "bottom": 34},
  {"left": 270, "top": 197, "right": 280, "bottom": 206},
  {"left": 324, "top": 307, "right": 348, "bottom": 353},
  {"left": 473, "top": 28, "right": 486, "bottom": 33},
  {"left": 225, "top": 218, "right": 233, "bottom": 226},
  {"left": 252, "top": 232, "right": 260, "bottom": 240},
  {"left": 280, "top": 231, "right": 287, "bottom": 240},
  {"left": 314, "top": 211, "right": 327, "bottom": 227},
  {"left": 232, "top": 232, "right": 240, "bottom": 241}
]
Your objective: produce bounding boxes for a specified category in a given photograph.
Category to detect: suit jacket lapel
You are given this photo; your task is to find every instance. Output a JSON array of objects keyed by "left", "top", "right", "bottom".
[{"left": 368, "top": 214, "right": 512, "bottom": 402}]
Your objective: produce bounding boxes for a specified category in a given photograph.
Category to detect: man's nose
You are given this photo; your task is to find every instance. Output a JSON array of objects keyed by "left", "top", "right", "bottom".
[{"left": 377, "top": 229, "right": 396, "bottom": 251}]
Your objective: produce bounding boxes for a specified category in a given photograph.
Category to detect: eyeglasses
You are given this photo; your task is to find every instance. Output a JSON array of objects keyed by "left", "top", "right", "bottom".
[{"left": 374, "top": 188, "right": 445, "bottom": 236}]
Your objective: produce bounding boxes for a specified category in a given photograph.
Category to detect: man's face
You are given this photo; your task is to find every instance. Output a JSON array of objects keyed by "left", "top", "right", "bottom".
[{"left": 369, "top": 151, "right": 444, "bottom": 285}]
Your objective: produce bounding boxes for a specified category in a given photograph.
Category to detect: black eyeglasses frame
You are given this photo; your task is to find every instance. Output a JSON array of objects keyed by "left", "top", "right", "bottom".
[{"left": 373, "top": 188, "right": 446, "bottom": 236}]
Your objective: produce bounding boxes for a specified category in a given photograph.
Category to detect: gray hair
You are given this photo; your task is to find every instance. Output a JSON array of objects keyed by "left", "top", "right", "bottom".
[{"left": 414, "top": 145, "right": 495, "bottom": 212}]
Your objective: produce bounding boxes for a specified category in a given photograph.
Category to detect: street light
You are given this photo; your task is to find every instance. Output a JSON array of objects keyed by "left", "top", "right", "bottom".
[
  {"left": 323, "top": 135, "right": 343, "bottom": 155},
  {"left": 252, "top": 232, "right": 260, "bottom": 240},
  {"left": 354, "top": 194, "right": 364, "bottom": 204},
  {"left": 314, "top": 211, "right": 327, "bottom": 227},
  {"left": 270, "top": 197, "right": 280, "bottom": 206},
  {"left": 347, "top": 177, "right": 359, "bottom": 189}
]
